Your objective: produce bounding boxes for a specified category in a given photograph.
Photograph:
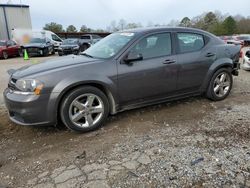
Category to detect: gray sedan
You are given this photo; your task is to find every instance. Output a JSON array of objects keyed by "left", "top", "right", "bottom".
[{"left": 4, "top": 27, "right": 240, "bottom": 132}]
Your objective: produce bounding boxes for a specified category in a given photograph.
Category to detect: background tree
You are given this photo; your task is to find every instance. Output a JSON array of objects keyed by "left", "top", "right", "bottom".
[
  {"left": 80, "top": 25, "right": 92, "bottom": 32},
  {"left": 237, "top": 18, "right": 250, "bottom": 34},
  {"left": 66, "top": 25, "right": 77, "bottom": 33},
  {"left": 222, "top": 16, "right": 237, "bottom": 35},
  {"left": 43, "top": 22, "right": 64, "bottom": 33},
  {"left": 179, "top": 17, "right": 192, "bottom": 27}
]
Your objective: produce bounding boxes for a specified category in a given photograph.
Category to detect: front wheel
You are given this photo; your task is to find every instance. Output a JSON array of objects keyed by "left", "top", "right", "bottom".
[
  {"left": 60, "top": 86, "right": 109, "bottom": 132},
  {"left": 206, "top": 68, "right": 233, "bottom": 101}
]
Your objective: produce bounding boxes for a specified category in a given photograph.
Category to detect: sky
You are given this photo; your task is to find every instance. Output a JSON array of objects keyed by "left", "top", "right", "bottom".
[{"left": 3, "top": 0, "right": 250, "bottom": 30}]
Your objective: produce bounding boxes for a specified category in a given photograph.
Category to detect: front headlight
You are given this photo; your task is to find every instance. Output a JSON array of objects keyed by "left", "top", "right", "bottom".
[{"left": 15, "top": 79, "right": 44, "bottom": 95}]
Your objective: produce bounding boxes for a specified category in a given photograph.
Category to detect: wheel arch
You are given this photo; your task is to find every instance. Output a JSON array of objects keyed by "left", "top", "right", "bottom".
[
  {"left": 55, "top": 81, "right": 118, "bottom": 123},
  {"left": 201, "top": 58, "right": 233, "bottom": 92}
]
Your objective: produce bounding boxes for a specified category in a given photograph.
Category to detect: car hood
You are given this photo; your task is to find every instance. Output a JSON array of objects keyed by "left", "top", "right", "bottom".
[
  {"left": 11, "top": 55, "right": 100, "bottom": 79},
  {"left": 0, "top": 46, "right": 6, "bottom": 50},
  {"left": 23, "top": 43, "right": 46, "bottom": 48}
]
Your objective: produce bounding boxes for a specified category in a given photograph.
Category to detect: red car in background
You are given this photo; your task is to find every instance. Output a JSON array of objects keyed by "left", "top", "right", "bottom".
[{"left": 0, "top": 40, "right": 21, "bottom": 60}]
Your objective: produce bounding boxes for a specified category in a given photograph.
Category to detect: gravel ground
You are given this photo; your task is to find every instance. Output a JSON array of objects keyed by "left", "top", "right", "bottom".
[{"left": 0, "top": 55, "right": 250, "bottom": 188}]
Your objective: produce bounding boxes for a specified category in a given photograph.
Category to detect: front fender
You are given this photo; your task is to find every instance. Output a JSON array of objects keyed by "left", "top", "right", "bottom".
[
  {"left": 48, "top": 73, "right": 118, "bottom": 119},
  {"left": 200, "top": 58, "right": 233, "bottom": 92}
]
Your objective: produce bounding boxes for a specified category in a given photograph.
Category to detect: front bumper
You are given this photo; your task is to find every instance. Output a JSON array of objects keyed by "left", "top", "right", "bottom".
[
  {"left": 25, "top": 48, "right": 44, "bottom": 56},
  {"left": 242, "top": 61, "right": 250, "bottom": 71},
  {"left": 58, "top": 48, "right": 79, "bottom": 55},
  {"left": 3, "top": 88, "right": 56, "bottom": 126}
]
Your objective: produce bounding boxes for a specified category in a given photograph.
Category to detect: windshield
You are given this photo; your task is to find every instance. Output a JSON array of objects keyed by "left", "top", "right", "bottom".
[
  {"left": 62, "top": 39, "right": 78, "bottom": 45},
  {"left": 0, "top": 41, "right": 6, "bottom": 46},
  {"left": 83, "top": 32, "right": 135, "bottom": 59},
  {"left": 30, "top": 38, "right": 46, "bottom": 43}
]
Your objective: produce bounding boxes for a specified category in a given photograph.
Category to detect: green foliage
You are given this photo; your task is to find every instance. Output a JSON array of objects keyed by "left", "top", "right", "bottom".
[
  {"left": 66, "top": 25, "right": 77, "bottom": 33},
  {"left": 43, "top": 22, "right": 64, "bottom": 33},
  {"left": 80, "top": 25, "right": 92, "bottom": 32},
  {"left": 222, "top": 16, "right": 237, "bottom": 35},
  {"left": 179, "top": 17, "right": 192, "bottom": 27}
]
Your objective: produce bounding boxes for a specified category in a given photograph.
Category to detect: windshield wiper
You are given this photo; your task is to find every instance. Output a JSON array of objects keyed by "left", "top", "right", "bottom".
[{"left": 81, "top": 53, "right": 93, "bottom": 58}]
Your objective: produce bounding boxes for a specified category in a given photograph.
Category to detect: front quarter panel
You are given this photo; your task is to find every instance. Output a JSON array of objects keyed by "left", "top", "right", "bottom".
[{"left": 32, "top": 60, "right": 118, "bottom": 123}]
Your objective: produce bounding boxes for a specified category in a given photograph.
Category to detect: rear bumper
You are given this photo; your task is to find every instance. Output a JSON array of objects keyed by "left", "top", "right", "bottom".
[{"left": 242, "top": 62, "right": 250, "bottom": 71}]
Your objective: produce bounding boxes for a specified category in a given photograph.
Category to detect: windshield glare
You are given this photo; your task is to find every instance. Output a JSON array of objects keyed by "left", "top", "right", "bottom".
[
  {"left": 83, "top": 32, "right": 135, "bottom": 59},
  {"left": 30, "top": 38, "right": 46, "bottom": 43},
  {"left": 62, "top": 39, "right": 78, "bottom": 45}
]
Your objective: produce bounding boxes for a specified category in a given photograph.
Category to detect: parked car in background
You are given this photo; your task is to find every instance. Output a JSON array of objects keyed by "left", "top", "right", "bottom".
[
  {"left": 12, "top": 29, "right": 63, "bottom": 51},
  {"left": 80, "top": 34, "right": 102, "bottom": 51},
  {"left": 0, "top": 40, "right": 22, "bottom": 59},
  {"left": 4, "top": 27, "right": 240, "bottom": 133},
  {"left": 22, "top": 38, "right": 55, "bottom": 57},
  {"left": 58, "top": 38, "right": 82, "bottom": 56},
  {"left": 219, "top": 36, "right": 242, "bottom": 45},
  {"left": 242, "top": 48, "right": 250, "bottom": 71},
  {"left": 232, "top": 34, "right": 250, "bottom": 46}
]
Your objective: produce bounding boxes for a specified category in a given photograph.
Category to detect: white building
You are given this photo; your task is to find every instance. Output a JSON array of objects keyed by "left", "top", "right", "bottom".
[{"left": 0, "top": 4, "right": 32, "bottom": 40}]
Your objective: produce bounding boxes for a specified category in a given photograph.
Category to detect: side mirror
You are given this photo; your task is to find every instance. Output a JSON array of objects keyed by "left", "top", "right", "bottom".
[{"left": 124, "top": 52, "right": 143, "bottom": 63}]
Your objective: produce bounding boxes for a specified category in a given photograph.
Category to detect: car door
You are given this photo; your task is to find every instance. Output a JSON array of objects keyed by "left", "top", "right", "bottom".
[
  {"left": 11, "top": 40, "right": 19, "bottom": 55},
  {"left": 175, "top": 32, "right": 214, "bottom": 92},
  {"left": 6, "top": 40, "right": 14, "bottom": 56},
  {"left": 117, "top": 32, "right": 179, "bottom": 106}
]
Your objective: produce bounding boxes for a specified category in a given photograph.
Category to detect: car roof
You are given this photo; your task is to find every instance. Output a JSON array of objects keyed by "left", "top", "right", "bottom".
[{"left": 120, "top": 27, "right": 215, "bottom": 37}]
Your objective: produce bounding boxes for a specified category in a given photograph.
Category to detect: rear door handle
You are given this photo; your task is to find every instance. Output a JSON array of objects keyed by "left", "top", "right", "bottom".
[
  {"left": 163, "top": 59, "right": 176, "bottom": 64},
  {"left": 206, "top": 52, "right": 215, "bottom": 57}
]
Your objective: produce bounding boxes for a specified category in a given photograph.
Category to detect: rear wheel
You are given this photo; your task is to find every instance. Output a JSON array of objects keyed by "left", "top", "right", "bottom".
[
  {"left": 2, "top": 51, "right": 8, "bottom": 59},
  {"left": 206, "top": 68, "right": 233, "bottom": 101},
  {"left": 60, "top": 86, "right": 109, "bottom": 132}
]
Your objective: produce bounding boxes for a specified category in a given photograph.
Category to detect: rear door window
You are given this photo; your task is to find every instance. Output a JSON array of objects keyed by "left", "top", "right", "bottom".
[{"left": 177, "top": 33, "right": 205, "bottom": 53}]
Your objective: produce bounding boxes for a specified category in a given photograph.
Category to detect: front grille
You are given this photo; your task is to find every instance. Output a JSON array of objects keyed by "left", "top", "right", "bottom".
[{"left": 26, "top": 48, "right": 40, "bottom": 53}]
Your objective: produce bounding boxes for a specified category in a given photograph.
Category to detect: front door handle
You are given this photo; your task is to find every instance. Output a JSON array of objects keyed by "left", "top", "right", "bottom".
[
  {"left": 163, "top": 59, "right": 176, "bottom": 64},
  {"left": 206, "top": 52, "right": 216, "bottom": 57}
]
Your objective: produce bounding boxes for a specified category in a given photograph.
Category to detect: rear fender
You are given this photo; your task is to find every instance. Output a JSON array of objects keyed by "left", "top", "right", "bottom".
[{"left": 200, "top": 58, "right": 233, "bottom": 92}]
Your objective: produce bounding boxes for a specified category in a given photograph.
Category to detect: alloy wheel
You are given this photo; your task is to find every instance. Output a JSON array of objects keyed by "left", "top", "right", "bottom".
[
  {"left": 213, "top": 72, "right": 231, "bottom": 98},
  {"left": 69, "top": 93, "right": 104, "bottom": 128}
]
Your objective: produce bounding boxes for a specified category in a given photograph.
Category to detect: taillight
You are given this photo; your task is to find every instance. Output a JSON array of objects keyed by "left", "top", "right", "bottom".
[{"left": 240, "top": 51, "right": 243, "bottom": 58}]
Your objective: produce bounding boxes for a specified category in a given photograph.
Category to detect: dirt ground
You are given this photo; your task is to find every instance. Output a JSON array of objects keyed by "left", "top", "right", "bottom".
[{"left": 0, "top": 55, "right": 250, "bottom": 188}]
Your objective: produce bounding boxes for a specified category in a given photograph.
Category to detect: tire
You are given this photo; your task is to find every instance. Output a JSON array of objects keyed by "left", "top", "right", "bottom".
[
  {"left": 2, "top": 51, "right": 8, "bottom": 59},
  {"left": 58, "top": 52, "right": 63, "bottom": 56},
  {"left": 60, "top": 86, "right": 110, "bottom": 132},
  {"left": 206, "top": 68, "right": 233, "bottom": 101},
  {"left": 52, "top": 48, "right": 55, "bottom": 55},
  {"left": 81, "top": 44, "right": 89, "bottom": 52},
  {"left": 43, "top": 48, "right": 49, "bottom": 56}
]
